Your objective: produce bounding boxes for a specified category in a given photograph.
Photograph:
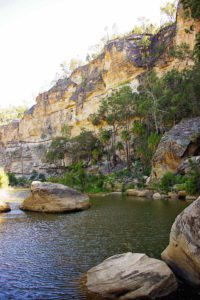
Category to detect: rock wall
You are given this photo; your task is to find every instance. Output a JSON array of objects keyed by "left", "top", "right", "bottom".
[
  {"left": 151, "top": 118, "right": 200, "bottom": 180},
  {"left": 1, "top": 3, "right": 200, "bottom": 176}
]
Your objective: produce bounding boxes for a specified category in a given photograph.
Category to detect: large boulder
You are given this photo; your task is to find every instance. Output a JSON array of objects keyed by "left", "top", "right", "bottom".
[
  {"left": 86, "top": 253, "right": 178, "bottom": 299},
  {"left": 151, "top": 118, "right": 200, "bottom": 181},
  {"left": 20, "top": 181, "right": 90, "bottom": 213},
  {"left": 0, "top": 200, "right": 11, "bottom": 213},
  {"left": 162, "top": 197, "right": 200, "bottom": 286}
]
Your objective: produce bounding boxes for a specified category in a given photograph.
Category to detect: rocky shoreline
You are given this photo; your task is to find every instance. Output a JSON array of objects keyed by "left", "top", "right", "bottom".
[
  {"left": 86, "top": 196, "right": 200, "bottom": 299},
  {"left": 1, "top": 183, "right": 200, "bottom": 298}
]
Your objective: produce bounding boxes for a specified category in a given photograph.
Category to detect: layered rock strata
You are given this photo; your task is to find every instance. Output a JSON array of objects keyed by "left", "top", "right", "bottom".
[{"left": 0, "top": 3, "right": 200, "bottom": 176}]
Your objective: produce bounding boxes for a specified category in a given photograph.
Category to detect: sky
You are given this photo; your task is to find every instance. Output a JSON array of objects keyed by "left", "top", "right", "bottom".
[{"left": 0, "top": 0, "right": 167, "bottom": 108}]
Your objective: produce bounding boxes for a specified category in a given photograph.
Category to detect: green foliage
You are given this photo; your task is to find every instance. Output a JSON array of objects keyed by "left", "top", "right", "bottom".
[
  {"left": 170, "top": 43, "right": 193, "bottom": 60},
  {"left": 147, "top": 133, "right": 161, "bottom": 152},
  {"left": 46, "top": 129, "right": 101, "bottom": 166},
  {"left": 160, "top": 1, "right": 178, "bottom": 24},
  {"left": 90, "top": 114, "right": 102, "bottom": 126},
  {"left": 0, "top": 105, "right": 27, "bottom": 126},
  {"left": 71, "top": 130, "right": 101, "bottom": 164},
  {"left": 99, "top": 129, "right": 112, "bottom": 144},
  {"left": 48, "top": 34, "right": 200, "bottom": 185},
  {"left": 48, "top": 165, "right": 140, "bottom": 194},
  {"left": 58, "top": 58, "right": 84, "bottom": 79},
  {"left": 132, "top": 121, "right": 146, "bottom": 136},
  {"left": 61, "top": 125, "right": 72, "bottom": 138},
  {"left": 184, "top": 159, "right": 200, "bottom": 194},
  {"left": 0, "top": 169, "right": 9, "bottom": 188},
  {"left": 15, "top": 176, "right": 30, "bottom": 186},
  {"left": 46, "top": 137, "right": 68, "bottom": 164},
  {"left": 7, "top": 172, "right": 39, "bottom": 187},
  {"left": 180, "top": 0, "right": 200, "bottom": 62},
  {"left": 131, "top": 17, "right": 159, "bottom": 34},
  {"left": 49, "top": 162, "right": 106, "bottom": 193},
  {"left": 92, "top": 86, "right": 136, "bottom": 168},
  {"left": 29, "top": 170, "right": 46, "bottom": 182},
  {"left": 160, "top": 172, "right": 177, "bottom": 192},
  {"left": 7, "top": 173, "right": 18, "bottom": 186},
  {"left": 137, "top": 36, "right": 152, "bottom": 66},
  {"left": 131, "top": 121, "right": 161, "bottom": 170},
  {"left": 158, "top": 160, "right": 200, "bottom": 195},
  {"left": 194, "top": 33, "right": 200, "bottom": 61},
  {"left": 181, "top": 0, "right": 200, "bottom": 20},
  {"left": 135, "top": 66, "right": 200, "bottom": 132}
]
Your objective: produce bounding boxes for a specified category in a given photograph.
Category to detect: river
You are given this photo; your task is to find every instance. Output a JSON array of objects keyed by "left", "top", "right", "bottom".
[{"left": 0, "top": 191, "right": 199, "bottom": 299}]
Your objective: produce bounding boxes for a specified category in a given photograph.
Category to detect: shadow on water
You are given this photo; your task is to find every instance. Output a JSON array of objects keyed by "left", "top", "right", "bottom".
[{"left": 0, "top": 192, "right": 199, "bottom": 299}]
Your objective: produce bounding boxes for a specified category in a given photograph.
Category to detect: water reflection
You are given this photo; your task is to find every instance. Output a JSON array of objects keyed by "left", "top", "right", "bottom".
[{"left": 0, "top": 193, "right": 198, "bottom": 299}]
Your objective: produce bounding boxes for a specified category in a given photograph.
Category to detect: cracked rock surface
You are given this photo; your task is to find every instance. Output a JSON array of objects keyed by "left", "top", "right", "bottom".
[{"left": 86, "top": 252, "right": 177, "bottom": 299}]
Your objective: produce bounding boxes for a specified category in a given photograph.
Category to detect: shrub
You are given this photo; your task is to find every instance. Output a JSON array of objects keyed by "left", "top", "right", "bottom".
[
  {"left": 181, "top": 0, "right": 200, "bottom": 20},
  {"left": 48, "top": 162, "right": 106, "bottom": 193},
  {"left": 0, "top": 168, "right": 9, "bottom": 188},
  {"left": 16, "top": 177, "right": 31, "bottom": 187},
  {"left": 184, "top": 160, "right": 200, "bottom": 195},
  {"left": 185, "top": 177, "right": 197, "bottom": 195},
  {"left": 159, "top": 161, "right": 200, "bottom": 195},
  {"left": 29, "top": 171, "right": 46, "bottom": 182},
  {"left": 7, "top": 173, "right": 18, "bottom": 186},
  {"left": 160, "top": 172, "right": 177, "bottom": 192}
]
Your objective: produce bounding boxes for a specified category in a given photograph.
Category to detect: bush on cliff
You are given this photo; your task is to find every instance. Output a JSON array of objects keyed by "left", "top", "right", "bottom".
[
  {"left": 46, "top": 129, "right": 102, "bottom": 167},
  {"left": 0, "top": 169, "right": 9, "bottom": 188},
  {"left": 0, "top": 105, "right": 27, "bottom": 126},
  {"left": 181, "top": 0, "right": 200, "bottom": 19}
]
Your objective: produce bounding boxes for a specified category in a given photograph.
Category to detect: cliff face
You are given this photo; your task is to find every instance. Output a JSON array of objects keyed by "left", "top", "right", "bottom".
[
  {"left": 1, "top": 3, "right": 200, "bottom": 176},
  {"left": 151, "top": 118, "right": 200, "bottom": 180}
]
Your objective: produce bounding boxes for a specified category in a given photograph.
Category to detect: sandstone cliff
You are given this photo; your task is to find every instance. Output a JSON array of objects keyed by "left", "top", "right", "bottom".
[
  {"left": 151, "top": 118, "right": 200, "bottom": 180},
  {"left": 1, "top": 3, "right": 200, "bottom": 176}
]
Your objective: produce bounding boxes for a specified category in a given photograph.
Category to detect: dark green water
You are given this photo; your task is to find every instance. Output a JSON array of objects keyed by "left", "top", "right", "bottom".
[{"left": 0, "top": 193, "right": 199, "bottom": 299}]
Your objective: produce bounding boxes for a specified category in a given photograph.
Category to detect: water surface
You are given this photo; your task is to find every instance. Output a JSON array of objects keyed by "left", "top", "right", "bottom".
[{"left": 0, "top": 192, "right": 199, "bottom": 299}]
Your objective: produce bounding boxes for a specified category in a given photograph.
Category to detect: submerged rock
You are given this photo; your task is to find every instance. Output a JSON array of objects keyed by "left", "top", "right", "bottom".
[
  {"left": 20, "top": 181, "right": 90, "bottom": 213},
  {"left": 86, "top": 252, "right": 178, "bottom": 299},
  {"left": 0, "top": 201, "right": 11, "bottom": 213},
  {"left": 126, "top": 189, "right": 153, "bottom": 198},
  {"left": 162, "top": 197, "right": 200, "bottom": 287},
  {"left": 168, "top": 192, "right": 178, "bottom": 200},
  {"left": 153, "top": 192, "right": 163, "bottom": 200}
]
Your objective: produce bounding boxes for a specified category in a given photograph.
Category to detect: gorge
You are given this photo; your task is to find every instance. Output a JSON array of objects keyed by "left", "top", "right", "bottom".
[{"left": 1, "top": 3, "right": 200, "bottom": 179}]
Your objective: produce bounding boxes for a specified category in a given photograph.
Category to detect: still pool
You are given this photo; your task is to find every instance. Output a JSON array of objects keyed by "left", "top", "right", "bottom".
[{"left": 0, "top": 192, "right": 199, "bottom": 299}]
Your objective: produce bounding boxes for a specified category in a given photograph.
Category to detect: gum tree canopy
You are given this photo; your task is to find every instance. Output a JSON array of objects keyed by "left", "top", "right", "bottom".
[{"left": 181, "top": 0, "right": 200, "bottom": 19}]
